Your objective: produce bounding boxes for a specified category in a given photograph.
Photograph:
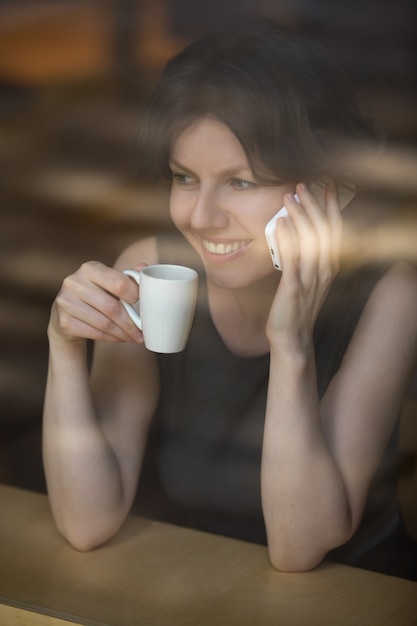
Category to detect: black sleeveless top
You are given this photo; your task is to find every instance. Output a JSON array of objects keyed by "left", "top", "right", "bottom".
[{"left": 134, "top": 232, "right": 400, "bottom": 566}]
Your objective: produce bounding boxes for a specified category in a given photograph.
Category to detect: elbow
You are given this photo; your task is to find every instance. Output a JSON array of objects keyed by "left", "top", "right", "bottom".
[
  {"left": 58, "top": 524, "right": 105, "bottom": 552},
  {"left": 267, "top": 545, "right": 325, "bottom": 573},
  {"left": 54, "top": 516, "right": 120, "bottom": 552},
  {"left": 63, "top": 531, "right": 103, "bottom": 553},
  {"left": 266, "top": 525, "right": 355, "bottom": 573},
  {"left": 48, "top": 493, "right": 129, "bottom": 552}
]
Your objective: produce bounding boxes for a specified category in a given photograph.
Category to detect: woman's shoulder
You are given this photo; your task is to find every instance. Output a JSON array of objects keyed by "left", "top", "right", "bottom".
[
  {"left": 381, "top": 260, "right": 417, "bottom": 285},
  {"left": 113, "top": 236, "right": 159, "bottom": 270},
  {"left": 114, "top": 232, "right": 202, "bottom": 272},
  {"left": 368, "top": 261, "right": 417, "bottom": 312},
  {"left": 331, "top": 259, "right": 417, "bottom": 311},
  {"left": 358, "top": 261, "right": 417, "bottom": 358},
  {"left": 156, "top": 231, "right": 203, "bottom": 269}
]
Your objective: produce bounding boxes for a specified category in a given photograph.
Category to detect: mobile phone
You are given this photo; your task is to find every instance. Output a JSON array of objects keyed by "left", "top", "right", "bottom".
[{"left": 264, "top": 184, "right": 354, "bottom": 270}]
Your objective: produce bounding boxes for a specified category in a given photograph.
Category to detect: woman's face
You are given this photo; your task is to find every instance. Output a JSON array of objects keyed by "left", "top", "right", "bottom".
[{"left": 169, "top": 117, "right": 294, "bottom": 289}]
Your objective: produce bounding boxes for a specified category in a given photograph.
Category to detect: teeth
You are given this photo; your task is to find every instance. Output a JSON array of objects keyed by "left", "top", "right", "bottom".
[{"left": 203, "top": 240, "right": 248, "bottom": 255}]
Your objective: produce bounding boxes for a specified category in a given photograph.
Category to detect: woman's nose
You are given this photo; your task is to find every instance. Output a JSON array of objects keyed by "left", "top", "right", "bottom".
[{"left": 190, "top": 186, "right": 229, "bottom": 230}]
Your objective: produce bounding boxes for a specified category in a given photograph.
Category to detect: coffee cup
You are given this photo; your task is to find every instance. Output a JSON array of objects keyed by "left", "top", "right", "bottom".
[{"left": 121, "top": 264, "right": 198, "bottom": 353}]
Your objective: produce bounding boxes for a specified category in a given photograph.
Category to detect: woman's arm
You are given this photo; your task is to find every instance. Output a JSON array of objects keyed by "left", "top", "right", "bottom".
[
  {"left": 43, "top": 237, "right": 160, "bottom": 551},
  {"left": 261, "top": 185, "right": 417, "bottom": 571}
]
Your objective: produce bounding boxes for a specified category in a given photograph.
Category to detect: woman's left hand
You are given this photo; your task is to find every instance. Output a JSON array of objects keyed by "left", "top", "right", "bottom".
[{"left": 266, "top": 181, "right": 343, "bottom": 350}]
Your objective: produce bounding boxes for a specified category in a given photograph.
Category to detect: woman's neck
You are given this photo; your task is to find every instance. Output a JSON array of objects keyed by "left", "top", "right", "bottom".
[{"left": 207, "top": 274, "right": 280, "bottom": 357}]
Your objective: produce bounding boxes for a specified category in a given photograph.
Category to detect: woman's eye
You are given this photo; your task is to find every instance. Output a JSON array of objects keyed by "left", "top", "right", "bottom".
[
  {"left": 232, "top": 178, "right": 256, "bottom": 190},
  {"left": 172, "top": 173, "right": 195, "bottom": 186}
]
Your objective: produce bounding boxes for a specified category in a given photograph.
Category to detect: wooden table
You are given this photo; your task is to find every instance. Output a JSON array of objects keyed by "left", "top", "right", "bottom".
[{"left": 0, "top": 484, "right": 416, "bottom": 625}]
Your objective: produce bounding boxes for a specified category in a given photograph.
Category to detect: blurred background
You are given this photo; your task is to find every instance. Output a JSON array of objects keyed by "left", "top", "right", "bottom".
[{"left": 0, "top": 0, "right": 416, "bottom": 533}]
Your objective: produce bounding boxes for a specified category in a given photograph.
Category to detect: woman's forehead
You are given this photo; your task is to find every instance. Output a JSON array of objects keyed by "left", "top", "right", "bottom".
[
  {"left": 171, "top": 117, "right": 244, "bottom": 156},
  {"left": 170, "top": 118, "right": 254, "bottom": 175}
]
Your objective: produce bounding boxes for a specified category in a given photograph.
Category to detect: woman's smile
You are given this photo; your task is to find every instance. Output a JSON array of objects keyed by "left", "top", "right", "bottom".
[{"left": 202, "top": 237, "right": 251, "bottom": 257}]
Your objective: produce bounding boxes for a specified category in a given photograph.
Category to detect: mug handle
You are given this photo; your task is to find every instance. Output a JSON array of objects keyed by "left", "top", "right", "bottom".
[{"left": 120, "top": 269, "right": 142, "bottom": 330}]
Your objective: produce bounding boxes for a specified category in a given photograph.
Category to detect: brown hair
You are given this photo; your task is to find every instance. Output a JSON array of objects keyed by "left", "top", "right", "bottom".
[{"left": 137, "top": 20, "right": 381, "bottom": 187}]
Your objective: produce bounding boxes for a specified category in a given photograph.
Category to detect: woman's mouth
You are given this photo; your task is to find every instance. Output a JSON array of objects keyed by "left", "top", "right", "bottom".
[{"left": 202, "top": 239, "right": 250, "bottom": 256}]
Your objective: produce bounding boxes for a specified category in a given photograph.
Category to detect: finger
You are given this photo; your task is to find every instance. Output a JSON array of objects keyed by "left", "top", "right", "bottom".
[
  {"left": 58, "top": 313, "right": 131, "bottom": 344},
  {"left": 58, "top": 273, "right": 143, "bottom": 343},
  {"left": 285, "top": 191, "right": 321, "bottom": 280},
  {"left": 324, "top": 181, "right": 343, "bottom": 273},
  {"left": 275, "top": 211, "right": 300, "bottom": 280},
  {"left": 296, "top": 183, "right": 340, "bottom": 278},
  {"left": 76, "top": 263, "right": 144, "bottom": 340},
  {"left": 56, "top": 289, "right": 143, "bottom": 343},
  {"left": 294, "top": 183, "right": 329, "bottom": 235},
  {"left": 82, "top": 261, "right": 140, "bottom": 304}
]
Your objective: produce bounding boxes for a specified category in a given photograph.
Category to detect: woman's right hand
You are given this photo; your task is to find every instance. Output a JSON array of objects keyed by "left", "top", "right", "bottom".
[{"left": 49, "top": 260, "right": 145, "bottom": 344}]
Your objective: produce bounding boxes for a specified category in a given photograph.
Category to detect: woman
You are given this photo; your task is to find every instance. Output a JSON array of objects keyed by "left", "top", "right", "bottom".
[{"left": 43, "top": 20, "right": 417, "bottom": 578}]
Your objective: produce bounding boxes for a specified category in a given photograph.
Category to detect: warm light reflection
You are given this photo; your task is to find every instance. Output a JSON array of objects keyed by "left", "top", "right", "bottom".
[
  {"left": 0, "top": 3, "right": 113, "bottom": 85},
  {"left": 337, "top": 142, "right": 417, "bottom": 195}
]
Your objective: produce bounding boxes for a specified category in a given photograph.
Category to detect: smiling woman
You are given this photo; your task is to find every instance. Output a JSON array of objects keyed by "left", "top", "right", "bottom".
[{"left": 42, "top": 19, "right": 417, "bottom": 580}]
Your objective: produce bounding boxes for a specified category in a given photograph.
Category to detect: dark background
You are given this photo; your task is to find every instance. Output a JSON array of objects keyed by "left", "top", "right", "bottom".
[{"left": 0, "top": 0, "right": 416, "bottom": 532}]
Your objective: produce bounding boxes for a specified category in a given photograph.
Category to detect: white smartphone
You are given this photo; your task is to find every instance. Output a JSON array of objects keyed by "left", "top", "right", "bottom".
[{"left": 264, "top": 184, "right": 354, "bottom": 270}]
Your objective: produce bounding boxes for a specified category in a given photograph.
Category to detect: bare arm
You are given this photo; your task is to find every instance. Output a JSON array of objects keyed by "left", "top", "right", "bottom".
[
  {"left": 261, "top": 185, "right": 417, "bottom": 571},
  {"left": 43, "top": 237, "right": 160, "bottom": 550}
]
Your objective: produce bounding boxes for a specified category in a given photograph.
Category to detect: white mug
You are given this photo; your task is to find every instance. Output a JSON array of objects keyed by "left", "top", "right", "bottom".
[{"left": 121, "top": 264, "right": 198, "bottom": 353}]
